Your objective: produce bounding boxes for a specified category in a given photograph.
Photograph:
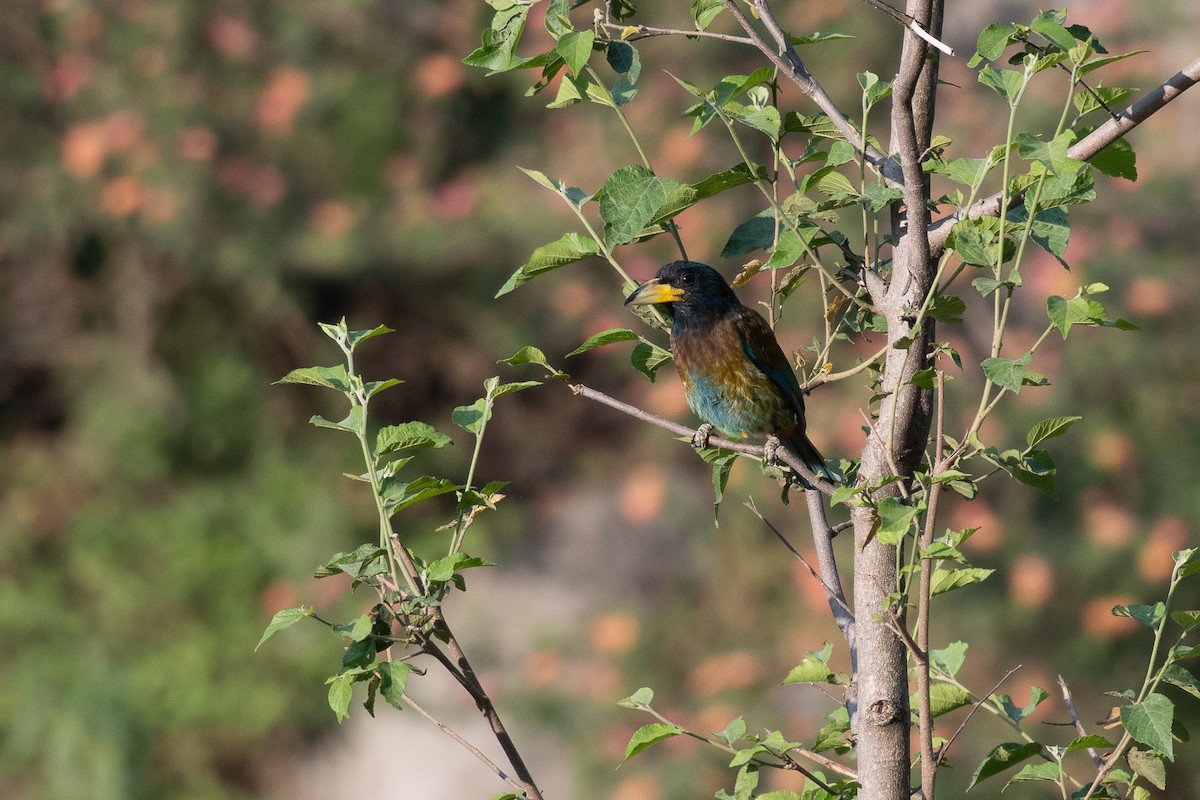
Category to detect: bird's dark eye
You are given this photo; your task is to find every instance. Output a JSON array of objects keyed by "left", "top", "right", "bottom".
[{"left": 679, "top": 272, "right": 694, "bottom": 286}]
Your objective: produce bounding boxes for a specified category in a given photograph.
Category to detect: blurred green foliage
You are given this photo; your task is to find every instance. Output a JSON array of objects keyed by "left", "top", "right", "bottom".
[{"left": 2, "top": 0, "right": 1200, "bottom": 798}]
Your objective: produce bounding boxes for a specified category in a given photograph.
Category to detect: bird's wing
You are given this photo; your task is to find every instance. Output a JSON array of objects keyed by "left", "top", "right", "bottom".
[{"left": 733, "top": 308, "right": 808, "bottom": 421}]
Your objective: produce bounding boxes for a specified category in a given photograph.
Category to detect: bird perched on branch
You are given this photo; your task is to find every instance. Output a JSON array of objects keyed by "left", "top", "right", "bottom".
[{"left": 625, "top": 260, "right": 835, "bottom": 489}]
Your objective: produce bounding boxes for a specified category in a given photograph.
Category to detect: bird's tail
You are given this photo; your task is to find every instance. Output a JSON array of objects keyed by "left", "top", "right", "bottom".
[{"left": 785, "top": 432, "right": 839, "bottom": 488}]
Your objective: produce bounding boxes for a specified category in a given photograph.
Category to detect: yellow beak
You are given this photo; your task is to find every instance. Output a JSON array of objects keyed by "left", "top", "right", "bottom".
[{"left": 624, "top": 278, "right": 683, "bottom": 306}]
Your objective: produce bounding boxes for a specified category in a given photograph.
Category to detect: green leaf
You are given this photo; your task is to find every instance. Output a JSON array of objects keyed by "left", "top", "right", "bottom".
[
  {"left": 333, "top": 614, "right": 373, "bottom": 642},
  {"left": 452, "top": 398, "right": 491, "bottom": 434},
  {"left": 566, "top": 328, "right": 639, "bottom": 357},
  {"left": 499, "top": 345, "right": 566, "bottom": 379},
  {"left": 715, "top": 716, "right": 747, "bottom": 745},
  {"left": 365, "top": 378, "right": 402, "bottom": 398},
  {"left": 599, "top": 165, "right": 677, "bottom": 247},
  {"left": 623, "top": 722, "right": 683, "bottom": 761},
  {"left": 314, "top": 544, "right": 389, "bottom": 579},
  {"left": 1092, "top": 136, "right": 1137, "bottom": 181},
  {"left": 1113, "top": 602, "right": 1166, "bottom": 629},
  {"left": 497, "top": 232, "right": 601, "bottom": 296},
  {"left": 922, "top": 683, "right": 973, "bottom": 717},
  {"left": 617, "top": 687, "right": 654, "bottom": 708},
  {"left": 463, "top": 1, "right": 534, "bottom": 74},
  {"left": 789, "top": 31, "right": 854, "bottom": 47},
  {"left": 1171, "top": 610, "right": 1200, "bottom": 630},
  {"left": 1127, "top": 748, "right": 1166, "bottom": 790},
  {"left": 256, "top": 606, "right": 313, "bottom": 650},
  {"left": 875, "top": 497, "right": 919, "bottom": 545},
  {"left": 346, "top": 324, "right": 394, "bottom": 349},
  {"left": 784, "top": 643, "right": 841, "bottom": 685},
  {"left": 998, "top": 686, "right": 1049, "bottom": 722},
  {"left": 691, "top": 0, "right": 724, "bottom": 29},
  {"left": 426, "top": 552, "right": 496, "bottom": 583},
  {"left": 927, "top": 295, "right": 965, "bottom": 324},
  {"left": 631, "top": 340, "right": 673, "bottom": 381},
  {"left": 930, "top": 641, "right": 968, "bottom": 678},
  {"left": 1026, "top": 415, "right": 1082, "bottom": 448},
  {"left": 1161, "top": 665, "right": 1200, "bottom": 699},
  {"left": 971, "top": 22, "right": 1017, "bottom": 65},
  {"left": 978, "top": 65, "right": 1026, "bottom": 102},
  {"left": 327, "top": 672, "right": 356, "bottom": 722},
  {"left": 276, "top": 365, "right": 351, "bottom": 391},
  {"left": 948, "top": 216, "right": 1008, "bottom": 267},
  {"left": 1030, "top": 10, "right": 1076, "bottom": 52},
  {"left": 380, "top": 475, "right": 460, "bottom": 516},
  {"left": 555, "top": 29, "right": 594, "bottom": 76},
  {"left": 1121, "top": 693, "right": 1175, "bottom": 760},
  {"left": 1066, "top": 734, "right": 1112, "bottom": 752},
  {"left": 605, "top": 41, "right": 640, "bottom": 83},
  {"left": 981, "top": 352, "right": 1031, "bottom": 394},
  {"left": 375, "top": 421, "right": 453, "bottom": 457},
  {"left": 930, "top": 567, "right": 994, "bottom": 596},
  {"left": 1007, "top": 761, "right": 1060, "bottom": 784},
  {"left": 969, "top": 741, "right": 1043, "bottom": 787},
  {"left": 1008, "top": 205, "right": 1071, "bottom": 268},
  {"left": 310, "top": 406, "right": 364, "bottom": 434}
]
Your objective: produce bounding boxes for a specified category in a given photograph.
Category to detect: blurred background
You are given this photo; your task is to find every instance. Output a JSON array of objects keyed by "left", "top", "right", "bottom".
[{"left": 1, "top": 0, "right": 1199, "bottom": 798}]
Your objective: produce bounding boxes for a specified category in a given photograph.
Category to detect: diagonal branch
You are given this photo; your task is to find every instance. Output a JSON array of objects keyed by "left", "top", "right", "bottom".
[
  {"left": 928, "top": 55, "right": 1200, "bottom": 256},
  {"left": 568, "top": 381, "right": 839, "bottom": 496},
  {"left": 722, "top": 0, "right": 904, "bottom": 186}
]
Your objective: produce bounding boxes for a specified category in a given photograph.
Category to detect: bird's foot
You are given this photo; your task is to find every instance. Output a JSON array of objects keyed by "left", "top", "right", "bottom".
[
  {"left": 690, "top": 423, "right": 715, "bottom": 450},
  {"left": 763, "top": 435, "right": 782, "bottom": 465}
]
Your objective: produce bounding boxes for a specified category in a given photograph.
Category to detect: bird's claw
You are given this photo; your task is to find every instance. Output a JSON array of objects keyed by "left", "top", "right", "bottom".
[
  {"left": 690, "top": 423, "right": 714, "bottom": 450},
  {"left": 763, "top": 435, "right": 781, "bottom": 465}
]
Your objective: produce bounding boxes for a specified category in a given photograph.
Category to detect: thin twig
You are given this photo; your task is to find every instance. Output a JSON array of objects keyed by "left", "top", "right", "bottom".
[
  {"left": 928, "top": 55, "right": 1200, "bottom": 256},
  {"left": 858, "top": 409, "right": 910, "bottom": 500},
  {"left": 568, "top": 382, "right": 838, "bottom": 496},
  {"left": 1058, "top": 674, "right": 1105, "bottom": 769},
  {"left": 854, "top": 0, "right": 954, "bottom": 55},
  {"left": 401, "top": 692, "right": 529, "bottom": 796},
  {"left": 601, "top": 21, "right": 754, "bottom": 46},
  {"left": 935, "top": 665, "right": 1023, "bottom": 768}
]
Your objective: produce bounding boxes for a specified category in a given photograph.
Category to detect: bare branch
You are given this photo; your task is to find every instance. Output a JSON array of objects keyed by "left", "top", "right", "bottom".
[
  {"left": 568, "top": 381, "right": 839, "bottom": 496},
  {"left": 401, "top": 692, "right": 530, "bottom": 796},
  {"left": 1058, "top": 674, "right": 1105, "bottom": 769},
  {"left": 935, "top": 665, "right": 1023, "bottom": 768},
  {"left": 721, "top": 0, "right": 904, "bottom": 186},
  {"left": 929, "top": 55, "right": 1200, "bottom": 256}
]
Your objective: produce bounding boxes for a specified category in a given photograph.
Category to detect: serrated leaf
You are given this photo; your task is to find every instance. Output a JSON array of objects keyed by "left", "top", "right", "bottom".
[
  {"left": 691, "top": 0, "right": 724, "bottom": 29},
  {"left": 969, "top": 741, "right": 1043, "bottom": 787},
  {"left": 1127, "top": 748, "right": 1166, "bottom": 789},
  {"left": 567, "top": 328, "right": 639, "bottom": 357},
  {"left": 346, "top": 324, "right": 394, "bottom": 349},
  {"left": 1007, "top": 761, "right": 1060, "bottom": 784},
  {"left": 1066, "top": 734, "right": 1112, "bottom": 752},
  {"left": 716, "top": 716, "right": 747, "bottom": 745},
  {"left": 1113, "top": 602, "right": 1166, "bottom": 629},
  {"left": 875, "top": 497, "right": 919, "bottom": 545},
  {"left": 617, "top": 687, "right": 654, "bottom": 708},
  {"left": 333, "top": 614, "right": 373, "bottom": 642},
  {"left": 256, "top": 606, "right": 313, "bottom": 650},
  {"left": 426, "top": 552, "right": 497, "bottom": 583},
  {"left": 981, "top": 352, "right": 1031, "bottom": 394},
  {"left": 555, "top": 29, "right": 594, "bottom": 76},
  {"left": 624, "top": 722, "right": 682, "bottom": 761},
  {"left": 380, "top": 475, "right": 460, "bottom": 516},
  {"left": 328, "top": 673, "right": 355, "bottom": 722},
  {"left": 452, "top": 398, "right": 491, "bottom": 434},
  {"left": 931, "top": 567, "right": 994, "bottom": 595},
  {"left": 1162, "top": 665, "right": 1200, "bottom": 699},
  {"left": 925, "top": 682, "right": 973, "bottom": 717},
  {"left": 1171, "top": 610, "right": 1200, "bottom": 630},
  {"left": 365, "top": 378, "right": 403, "bottom": 398},
  {"left": 599, "top": 166, "right": 677, "bottom": 247},
  {"left": 999, "top": 685, "right": 1049, "bottom": 722},
  {"left": 784, "top": 643, "right": 839, "bottom": 685},
  {"left": 1026, "top": 415, "right": 1082, "bottom": 448},
  {"left": 276, "top": 365, "right": 351, "bottom": 391},
  {"left": 1121, "top": 693, "right": 1175, "bottom": 760},
  {"left": 631, "top": 340, "right": 672, "bottom": 381},
  {"left": 492, "top": 380, "right": 541, "bottom": 398},
  {"left": 930, "top": 641, "right": 968, "bottom": 678},
  {"left": 927, "top": 295, "right": 965, "bottom": 324},
  {"left": 972, "top": 22, "right": 1017, "bottom": 65},
  {"left": 310, "top": 406, "right": 364, "bottom": 434},
  {"left": 497, "top": 232, "right": 601, "bottom": 296},
  {"left": 375, "top": 421, "right": 453, "bottom": 457},
  {"left": 1092, "top": 137, "right": 1137, "bottom": 181}
]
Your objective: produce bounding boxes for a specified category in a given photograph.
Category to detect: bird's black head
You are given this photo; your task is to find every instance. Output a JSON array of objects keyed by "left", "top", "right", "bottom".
[{"left": 623, "top": 261, "right": 740, "bottom": 321}]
